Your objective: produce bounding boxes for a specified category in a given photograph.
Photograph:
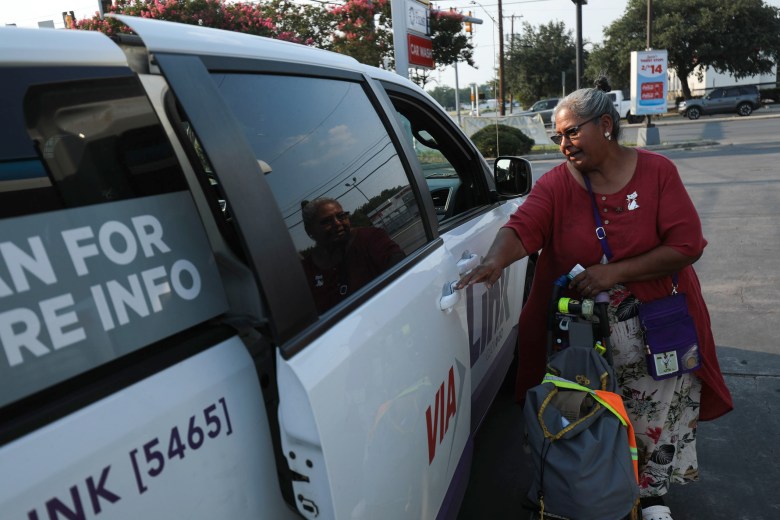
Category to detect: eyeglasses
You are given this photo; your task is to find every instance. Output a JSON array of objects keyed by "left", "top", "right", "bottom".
[
  {"left": 550, "top": 116, "right": 601, "bottom": 145},
  {"left": 319, "top": 211, "right": 350, "bottom": 226}
]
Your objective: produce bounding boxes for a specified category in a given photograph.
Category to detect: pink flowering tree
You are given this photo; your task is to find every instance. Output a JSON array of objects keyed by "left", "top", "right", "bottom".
[
  {"left": 74, "top": 0, "right": 298, "bottom": 41},
  {"left": 328, "top": 0, "right": 393, "bottom": 66}
]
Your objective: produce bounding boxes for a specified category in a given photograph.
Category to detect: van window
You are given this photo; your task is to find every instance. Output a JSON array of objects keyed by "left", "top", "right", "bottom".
[
  {"left": 388, "top": 91, "right": 491, "bottom": 223},
  {"left": 209, "top": 73, "right": 427, "bottom": 314},
  {"left": 1, "top": 69, "right": 187, "bottom": 219},
  {"left": 0, "top": 68, "right": 225, "bottom": 408}
]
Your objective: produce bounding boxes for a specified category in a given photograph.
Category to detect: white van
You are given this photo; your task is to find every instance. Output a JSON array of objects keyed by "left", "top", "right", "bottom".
[{"left": 0, "top": 16, "right": 533, "bottom": 519}]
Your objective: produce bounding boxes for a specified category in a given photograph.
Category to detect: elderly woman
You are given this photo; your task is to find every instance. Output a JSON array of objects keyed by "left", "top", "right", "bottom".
[
  {"left": 457, "top": 78, "right": 732, "bottom": 519},
  {"left": 301, "top": 197, "right": 405, "bottom": 313}
]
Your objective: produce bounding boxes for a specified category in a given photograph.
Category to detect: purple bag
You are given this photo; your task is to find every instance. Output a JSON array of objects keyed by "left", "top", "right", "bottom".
[{"left": 638, "top": 292, "right": 702, "bottom": 380}]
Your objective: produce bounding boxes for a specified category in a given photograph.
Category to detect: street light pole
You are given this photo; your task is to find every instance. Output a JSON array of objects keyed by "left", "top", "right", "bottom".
[
  {"left": 571, "top": 0, "right": 587, "bottom": 90},
  {"left": 345, "top": 177, "right": 369, "bottom": 202},
  {"left": 497, "top": 0, "right": 505, "bottom": 116}
]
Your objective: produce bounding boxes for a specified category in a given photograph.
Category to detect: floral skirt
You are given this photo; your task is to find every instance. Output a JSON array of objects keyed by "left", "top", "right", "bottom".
[{"left": 608, "top": 286, "right": 702, "bottom": 497}]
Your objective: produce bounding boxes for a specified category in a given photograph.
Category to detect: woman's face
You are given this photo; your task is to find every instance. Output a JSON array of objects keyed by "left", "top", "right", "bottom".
[
  {"left": 553, "top": 106, "right": 607, "bottom": 171},
  {"left": 311, "top": 201, "right": 351, "bottom": 247}
]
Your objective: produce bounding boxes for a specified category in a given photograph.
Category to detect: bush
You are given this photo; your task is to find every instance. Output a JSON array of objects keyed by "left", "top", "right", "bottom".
[{"left": 470, "top": 124, "right": 534, "bottom": 158}]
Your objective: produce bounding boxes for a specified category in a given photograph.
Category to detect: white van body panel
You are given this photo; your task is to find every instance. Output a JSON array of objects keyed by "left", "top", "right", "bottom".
[
  {"left": 0, "top": 16, "right": 534, "bottom": 520},
  {"left": 114, "top": 15, "right": 363, "bottom": 73},
  {"left": 0, "top": 336, "right": 298, "bottom": 519},
  {"left": 277, "top": 243, "right": 472, "bottom": 519},
  {"left": 0, "top": 26, "right": 127, "bottom": 66}
]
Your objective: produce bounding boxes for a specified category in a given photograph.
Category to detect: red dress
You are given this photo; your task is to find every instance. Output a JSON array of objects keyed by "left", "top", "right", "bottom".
[
  {"left": 302, "top": 227, "right": 405, "bottom": 314},
  {"left": 505, "top": 149, "right": 733, "bottom": 421}
]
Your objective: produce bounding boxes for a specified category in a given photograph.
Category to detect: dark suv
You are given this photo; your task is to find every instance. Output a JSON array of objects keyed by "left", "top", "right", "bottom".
[{"left": 677, "top": 85, "right": 761, "bottom": 120}]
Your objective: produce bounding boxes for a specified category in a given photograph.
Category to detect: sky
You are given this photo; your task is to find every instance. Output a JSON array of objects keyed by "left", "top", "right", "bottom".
[
  {"left": 428, "top": 0, "right": 630, "bottom": 89},
  {"left": 0, "top": 0, "right": 634, "bottom": 87},
  {"left": 3, "top": 0, "right": 780, "bottom": 90},
  {"left": 431, "top": 0, "right": 780, "bottom": 90}
]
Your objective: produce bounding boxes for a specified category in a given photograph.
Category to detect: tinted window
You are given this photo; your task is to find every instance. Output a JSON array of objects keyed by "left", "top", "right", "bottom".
[
  {"left": 210, "top": 73, "right": 426, "bottom": 314},
  {"left": 0, "top": 67, "right": 222, "bottom": 408},
  {"left": 390, "top": 93, "right": 490, "bottom": 222},
  {"left": 0, "top": 68, "right": 187, "bottom": 219}
]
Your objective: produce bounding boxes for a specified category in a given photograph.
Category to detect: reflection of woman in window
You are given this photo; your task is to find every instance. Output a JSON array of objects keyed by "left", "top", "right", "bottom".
[{"left": 301, "top": 198, "right": 405, "bottom": 313}]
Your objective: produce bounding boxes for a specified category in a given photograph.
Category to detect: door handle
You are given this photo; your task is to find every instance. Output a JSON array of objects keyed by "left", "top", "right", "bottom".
[
  {"left": 440, "top": 251, "right": 479, "bottom": 311},
  {"left": 456, "top": 251, "right": 480, "bottom": 275},
  {"left": 439, "top": 281, "right": 461, "bottom": 312}
]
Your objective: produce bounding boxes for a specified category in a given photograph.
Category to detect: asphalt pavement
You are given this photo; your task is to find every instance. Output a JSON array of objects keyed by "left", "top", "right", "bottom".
[{"left": 457, "top": 110, "right": 780, "bottom": 520}]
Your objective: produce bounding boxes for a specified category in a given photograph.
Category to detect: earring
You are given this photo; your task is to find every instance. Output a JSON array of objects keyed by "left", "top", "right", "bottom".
[{"left": 604, "top": 132, "right": 612, "bottom": 141}]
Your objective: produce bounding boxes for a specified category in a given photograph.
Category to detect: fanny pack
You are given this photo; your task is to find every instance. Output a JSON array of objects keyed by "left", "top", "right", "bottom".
[{"left": 638, "top": 277, "right": 701, "bottom": 380}]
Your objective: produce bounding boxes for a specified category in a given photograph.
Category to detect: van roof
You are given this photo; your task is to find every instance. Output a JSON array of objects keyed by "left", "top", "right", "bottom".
[
  {"left": 116, "top": 15, "right": 364, "bottom": 73},
  {"left": 0, "top": 25, "right": 127, "bottom": 67}
]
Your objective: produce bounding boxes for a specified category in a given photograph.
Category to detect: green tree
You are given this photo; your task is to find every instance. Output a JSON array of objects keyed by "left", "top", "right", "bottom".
[
  {"left": 430, "top": 10, "right": 475, "bottom": 69},
  {"left": 470, "top": 124, "right": 533, "bottom": 158},
  {"left": 427, "top": 86, "right": 472, "bottom": 110},
  {"left": 589, "top": 0, "right": 780, "bottom": 99},
  {"left": 504, "top": 21, "right": 577, "bottom": 107}
]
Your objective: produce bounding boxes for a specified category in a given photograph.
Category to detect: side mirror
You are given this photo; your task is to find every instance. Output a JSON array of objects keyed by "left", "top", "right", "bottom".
[{"left": 494, "top": 156, "right": 532, "bottom": 197}]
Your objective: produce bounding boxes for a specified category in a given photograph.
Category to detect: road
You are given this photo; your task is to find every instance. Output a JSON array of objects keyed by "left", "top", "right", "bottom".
[{"left": 458, "top": 114, "right": 780, "bottom": 519}]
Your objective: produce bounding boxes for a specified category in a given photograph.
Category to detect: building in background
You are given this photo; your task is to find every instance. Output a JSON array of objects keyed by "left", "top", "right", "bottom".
[{"left": 668, "top": 65, "right": 777, "bottom": 99}]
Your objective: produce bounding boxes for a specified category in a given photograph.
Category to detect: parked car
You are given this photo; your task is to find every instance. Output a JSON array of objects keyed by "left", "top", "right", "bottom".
[
  {"left": 518, "top": 98, "right": 560, "bottom": 125},
  {"left": 0, "top": 15, "right": 535, "bottom": 520},
  {"left": 677, "top": 85, "right": 761, "bottom": 120}
]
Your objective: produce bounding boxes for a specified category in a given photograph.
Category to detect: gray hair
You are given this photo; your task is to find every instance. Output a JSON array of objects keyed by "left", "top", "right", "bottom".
[
  {"left": 554, "top": 81, "right": 621, "bottom": 140},
  {"left": 301, "top": 197, "right": 341, "bottom": 233}
]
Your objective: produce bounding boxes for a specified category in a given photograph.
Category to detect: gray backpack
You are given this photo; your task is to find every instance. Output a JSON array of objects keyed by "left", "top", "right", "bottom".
[{"left": 523, "top": 345, "right": 639, "bottom": 520}]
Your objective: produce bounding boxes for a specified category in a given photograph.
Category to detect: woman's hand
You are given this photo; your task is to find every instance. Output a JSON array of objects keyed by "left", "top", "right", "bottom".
[
  {"left": 454, "top": 228, "right": 528, "bottom": 290},
  {"left": 455, "top": 258, "right": 504, "bottom": 289},
  {"left": 570, "top": 246, "right": 701, "bottom": 297},
  {"left": 570, "top": 263, "right": 616, "bottom": 298}
]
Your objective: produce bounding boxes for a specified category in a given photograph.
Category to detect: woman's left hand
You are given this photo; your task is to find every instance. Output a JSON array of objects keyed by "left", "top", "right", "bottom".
[{"left": 570, "top": 263, "right": 616, "bottom": 298}]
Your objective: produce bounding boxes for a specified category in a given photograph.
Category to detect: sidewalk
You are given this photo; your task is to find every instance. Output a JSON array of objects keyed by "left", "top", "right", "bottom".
[{"left": 456, "top": 346, "right": 780, "bottom": 519}]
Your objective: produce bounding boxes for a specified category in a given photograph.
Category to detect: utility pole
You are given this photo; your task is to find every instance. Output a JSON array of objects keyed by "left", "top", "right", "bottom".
[
  {"left": 646, "top": 0, "right": 653, "bottom": 51},
  {"left": 498, "top": 0, "right": 506, "bottom": 115},
  {"left": 571, "top": 0, "right": 587, "bottom": 90},
  {"left": 646, "top": 0, "right": 654, "bottom": 128},
  {"left": 509, "top": 14, "right": 515, "bottom": 113}
]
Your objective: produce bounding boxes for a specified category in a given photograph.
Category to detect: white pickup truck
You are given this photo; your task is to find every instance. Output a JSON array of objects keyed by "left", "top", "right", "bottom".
[
  {"left": 0, "top": 15, "right": 535, "bottom": 520},
  {"left": 608, "top": 90, "right": 645, "bottom": 124}
]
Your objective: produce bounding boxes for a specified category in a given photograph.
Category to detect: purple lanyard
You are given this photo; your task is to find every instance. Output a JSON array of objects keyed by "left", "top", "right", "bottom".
[
  {"left": 583, "top": 174, "right": 679, "bottom": 291},
  {"left": 582, "top": 174, "right": 614, "bottom": 261}
]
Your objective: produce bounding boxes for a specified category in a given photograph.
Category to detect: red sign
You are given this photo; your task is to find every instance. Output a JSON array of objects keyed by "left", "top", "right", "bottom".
[
  {"left": 640, "top": 81, "right": 664, "bottom": 101},
  {"left": 408, "top": 33, "right": 434, "bottom": 69}
]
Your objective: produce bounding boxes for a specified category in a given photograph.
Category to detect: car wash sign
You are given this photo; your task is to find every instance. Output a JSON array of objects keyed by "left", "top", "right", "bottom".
[
  {"left": 0, "top": 191, "right": 228, "bottom": 407},
  {"left": 630, "top": 50, "right": 668, "bottom": 115},
  {"left": 407, "top": 0, "right": 434, "bottom": 69}
]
